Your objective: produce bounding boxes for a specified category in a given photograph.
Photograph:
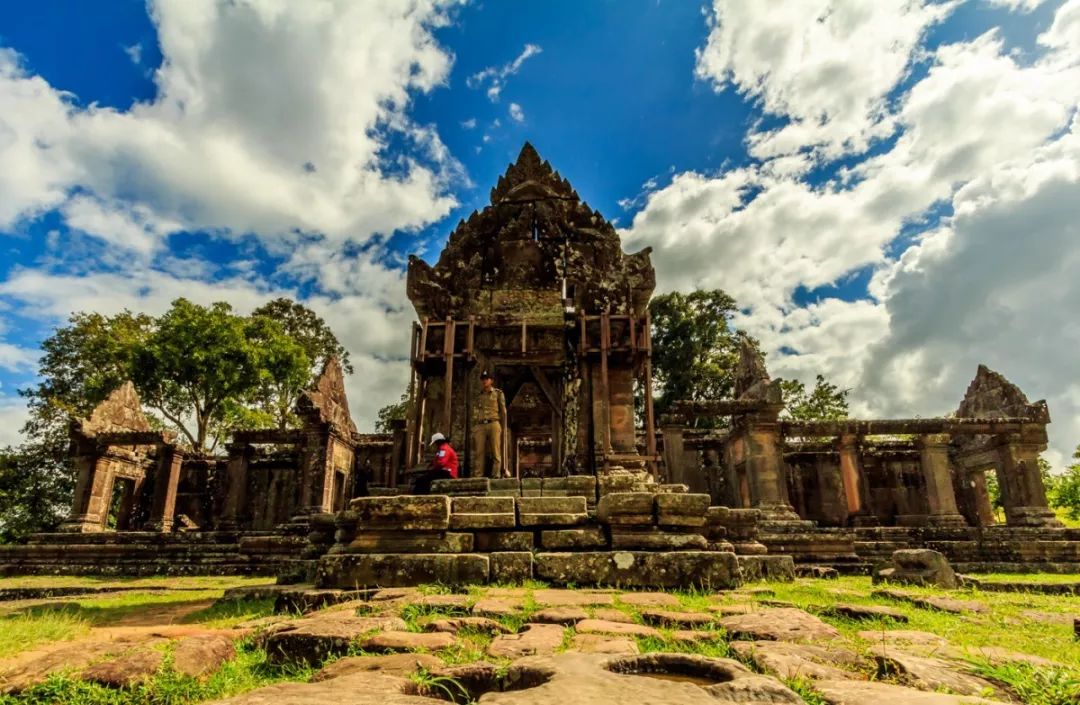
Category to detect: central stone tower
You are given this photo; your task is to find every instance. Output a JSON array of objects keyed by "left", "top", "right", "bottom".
[{"left": 405, "top": 143, "right": 657, "bottom": 478}]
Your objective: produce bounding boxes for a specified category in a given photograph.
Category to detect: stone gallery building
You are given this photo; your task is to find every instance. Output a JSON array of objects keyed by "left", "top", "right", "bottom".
[{"left": 0, "top": 144, "right": 1077, "bottom": 582}]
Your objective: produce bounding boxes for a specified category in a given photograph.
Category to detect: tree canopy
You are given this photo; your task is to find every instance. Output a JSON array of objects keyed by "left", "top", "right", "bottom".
[
  {"left": 779, "top": 375, "right": 849, "bottom": 421},
  {"left": 648, "top": 289, "right": 741, "bottom": 418}
]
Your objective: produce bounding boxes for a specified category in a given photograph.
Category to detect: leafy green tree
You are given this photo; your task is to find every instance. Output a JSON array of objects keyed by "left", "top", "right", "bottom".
[
  {"left": 251, "top": 298, "right": 352, "bottom": 428},
  {"left": 779, "top": 375, "right": 850, "bottom": 420},
  {"left": 375, "top": 391, "right": 411, "bottom": 433},
  {"left": 133, "top": 299, "right": 309, "bottom": 452},
  {"left": 1049, "top": 446, "right": 1080, "bottom": 522},
  {"left": 648, "top": 289, "right": 741, "bottom": 421}
]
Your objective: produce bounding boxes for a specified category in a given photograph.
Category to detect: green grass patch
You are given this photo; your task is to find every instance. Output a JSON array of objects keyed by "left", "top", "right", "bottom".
[
  {"left": 971, "top": 661, "right": 1080, "bottom": 705},
  {"left": 0, "top": 576, "right": 267, "bottom": 591},
  {"left": 634, "top": 629, "right": 731, "bottom": 659},
  {"left": 399, "top": 603, "right": 471, "bottom": 632},
  {"left": 783, "top": 677, "right": 827, "bottom": 705},
  {"left": 757, "top": 576, "right": 1080, "bottom": 668},
  {"left": 0, "top": 606, "right": 90, "bottom": 658},
  {"left": 970, "top": 572, "right": 1080, "bottom": 585},
  {"left": 180, "top": 598, "right": 278, "bottom": 629},
  {"left": 407, "top": 667, "right": 472, "bottom": 704},
  {"left": 0, "top": 639, "right": 314, "bottom": 705},
  {"left": 434, "top": 628, "right": 498, "bottom": 666}
]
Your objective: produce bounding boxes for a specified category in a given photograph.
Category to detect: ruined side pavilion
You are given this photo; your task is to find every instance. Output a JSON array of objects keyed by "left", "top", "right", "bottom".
[{"left": 404, "top": 143, "right": 657, "bottom": 479}]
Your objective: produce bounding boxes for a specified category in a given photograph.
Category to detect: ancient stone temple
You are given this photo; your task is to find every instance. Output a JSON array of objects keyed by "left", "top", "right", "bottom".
[
  {"left": 1, "top": 142, "right": 1078, "bottom": 582},
  {"left": 404, "top": 143, "right": 657, "bottom": 480}
]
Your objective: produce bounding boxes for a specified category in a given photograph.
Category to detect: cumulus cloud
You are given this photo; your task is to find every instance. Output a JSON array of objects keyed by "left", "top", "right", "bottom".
[
  {"left": 625, "top": 0, "right": 1080, "bottom": 464},
  {"left": 0, "top": 257, "right": 413, "bottom": 431},
  {"left": 467, "top": 43, "right": 541, "bottom": 102},
  {"left": 0, "top": 0, "right": 462, "bottom": 254},
  {"left": 508, "top": 102, "right": 525, "bottom": 123},
  {"left": 695, "top": 0, "right": 956, "bottom": 161}
]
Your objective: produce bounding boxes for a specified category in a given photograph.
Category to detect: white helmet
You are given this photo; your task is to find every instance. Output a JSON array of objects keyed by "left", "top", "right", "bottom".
[{"left": 429, "top": 432, "right": 446, "bottom": 445}]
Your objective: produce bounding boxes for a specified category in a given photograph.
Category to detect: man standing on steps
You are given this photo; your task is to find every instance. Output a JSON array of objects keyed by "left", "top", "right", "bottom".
[{"left": 472, "top": 370, "right": 508, "bottom": 478}]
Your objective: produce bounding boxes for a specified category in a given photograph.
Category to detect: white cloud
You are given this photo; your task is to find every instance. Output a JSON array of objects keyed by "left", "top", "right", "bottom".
[
  {"left": 123, "top": 42, "right": 143, "bottom": 65},
  {"left": 0, "top": 0, "right": 462, "bottom": 254},
  {"left": 467, "top": 43, "right": 541, "bottom": 102},
  {"left": 985, "top": 0, "right": 1053, "bottom": 11},
  {"left": 508, "top": 102, "right": 524, "bottom": 123},
  {"left": 0, "top": 256, "right": 413, "bottom": 432},
  {"left": 695, "top": 0, "right": 956, "bottom": 161},
  {"left": 0, "top": 396, "right": 29, "bottom": 448},
  {"left": 0, "top": 342, "right": 38, "bottom": 373},
  {"left": 461, "top": 117, "right": 477, "bottom": 129},
  {"left": 625, "top": 0, "right": 1080, "bottom": 465}
]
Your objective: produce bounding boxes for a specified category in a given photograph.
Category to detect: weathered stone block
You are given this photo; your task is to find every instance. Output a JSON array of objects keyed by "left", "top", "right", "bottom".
[
  {"left": 541, "top": 527, "right": 608, "bottom": 550},
  {"left": 609, "top": 528, "right": 707, "bottom": 551},
  {"left": 490, "top": 552, "right": 533, "bottom": 583},
  {"left": 534, "top": 551, "right": 741, "bottom": 589},
  {"left": 873, "top": 549, "right": 958, "bottom": 589},
  {"left": 597, "top": 492, "right": 654, "bottom": 519},
  {"left": 449, "top": 496, "right": 516, "bottom": 529},
  {"left": 315, "top": 553, "right": 490, "bottom": 588},
  {"left": 452, "top": 496, "right": 515, "bottom": 514},
  {"left": 349, "top": 496, "right": 450, "bottom": 531},
  {"left": 345, "top": 531, "right": 474, "bottom": 554},
  {"left": 598, "top": 473, "right": 653, "bottom": 496},
  {"left": 517, "top": 496, "right": 588, "bottom": 526},
  {"left": 737, "top": 555, "right": 795, "bottom": 582},
  {"left": 655, "top": 493, "right": 710, "bottom": 516},
  {"left": 431, "top": 478, "right": 490, "bottom": 496},
  {"left": 449, "top": 513, "right": 517, "bottom": 530},
  {"left": 657, "top": 515, "right": 706, "bottom": 528},
  {"left": 520, "top": 478, "right": 542, "bottom": 491},
  {"left": 489, "top": 478, "right": 521, "bottom": 492},
  {"left": 474, "top": 531, "right": 534, "bottom": 552}
]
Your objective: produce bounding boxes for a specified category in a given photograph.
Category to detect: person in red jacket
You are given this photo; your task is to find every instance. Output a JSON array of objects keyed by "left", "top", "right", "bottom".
[{"left": 411, "top": 432, "right": 458, "bottom": 494}]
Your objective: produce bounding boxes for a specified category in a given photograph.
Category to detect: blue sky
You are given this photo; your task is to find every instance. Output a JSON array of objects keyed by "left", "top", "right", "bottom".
[{"left": 1, "top": 0, "right": 1079, "bottom": 465}]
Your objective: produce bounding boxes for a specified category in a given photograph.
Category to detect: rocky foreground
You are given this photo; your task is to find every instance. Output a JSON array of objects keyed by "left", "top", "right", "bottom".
[{"left": 0, "top": 577, "right": 1077, "bottom": 705}]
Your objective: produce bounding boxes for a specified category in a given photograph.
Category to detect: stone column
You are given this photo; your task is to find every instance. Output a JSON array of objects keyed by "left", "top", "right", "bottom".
[
  {"left": 297, "top": 429, "right": 336, "bottom": 516},
  {"left": 59, "top": 443, "right": 112, "bottom": 533},
  {"left": 660, "top": 422, "right": 686, "bottom": 486},
  {"left": 997, "top": 432, "right": 1061, "bottom": 527},
  {"left": 917, "top": 434, "right": 966, "bottom": 526},
  {"left": 836, "top": 435, "right": 864, "bottom": 517},
  {"left": 968, "top": 469, "right": 997, "bottom": 526},
  {"left": 146, "top": 444, "right": 183, "bottom": 532},
  {"left": 742, "top": 411, "right": 801, "bottom": 521},
  {"left": 218, "top": 443, "right": 252, "bottom": 530}
]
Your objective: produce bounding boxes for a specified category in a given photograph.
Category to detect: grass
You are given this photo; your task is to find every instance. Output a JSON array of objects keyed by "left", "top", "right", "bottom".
[
  {"left": 634, "top": 629, "right": 732, "bottom": 659},
  {"left": 0, "top": 607, "right": 90, "bottom": 658},
  {"left": 970, "top": 572, "right": 1080, "bottom": 584},
  {"left": 180, "top": 597, "right": 278, "bottom": 629},
  {"left": 407, "top": 667, "right": 472, "bottom": 704},
  {"left": 741, "top": 575, "right": 1080, "bottom": 667},
  {"left": 0, "top": 638, "right": 314, "bottom": 705},
  {"left": 0, "top": 576, "right": 267, "bottom": 591},
  {"left": 784, "top": 677, "right": 828, "bottom": 705},
  {"left": 971, "top": 661, "right": 1080, "bottom": 705},
  {"left": 434, "top": 628, "right": 498, "bottom": 666}
]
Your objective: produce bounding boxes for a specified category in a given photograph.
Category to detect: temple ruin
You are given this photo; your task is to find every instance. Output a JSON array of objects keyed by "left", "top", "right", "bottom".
[{"left": 1, "top": 143, "right": 1077, "bottom": 582}]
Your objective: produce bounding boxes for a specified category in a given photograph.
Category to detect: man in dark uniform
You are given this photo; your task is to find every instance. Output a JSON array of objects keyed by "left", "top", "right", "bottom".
[{"left": 472, "top": 370, "right": 508, "bottom": 477}]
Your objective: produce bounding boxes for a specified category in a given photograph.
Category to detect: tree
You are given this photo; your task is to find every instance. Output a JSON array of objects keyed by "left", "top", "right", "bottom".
[
  {"left": 132, "top": 299, "right": 309, "bottom": 453},
  {"left": 780, "top": 375, "right": 850, "bottom": 420},
  {"left": 1049, "top": 445, "right": 1080, "bottom": 522},
  {"left": 251, "top": 298, "right": 352, "bottom": 428},
  {"left": 648, "top": 289, "right": 742, "bottom": 421},
  {"left": 375, "top": 391, "right": 411, "bottom": 433}
]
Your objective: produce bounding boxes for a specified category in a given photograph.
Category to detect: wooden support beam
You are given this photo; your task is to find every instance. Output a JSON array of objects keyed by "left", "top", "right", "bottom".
[
  {"left": 643, "top": 312, "right": 658, "bottom": 479},
  {"left": 466, "top": 317, "right": 476, "bottom": 360},
  {"left": 442, "top": 318, "right": 456, "bottom": 434},
  {"left": 521, "top": 320, "right": 527, "bottom": 353},
  {"left": 600, "top": 310, "right": 612, "bottom": 459},
  {"left": 419, "top": 319, "right": 429, "bottom": 362},
  {"left": 579, "top": 310, "right": 587, "bottom": 355}
]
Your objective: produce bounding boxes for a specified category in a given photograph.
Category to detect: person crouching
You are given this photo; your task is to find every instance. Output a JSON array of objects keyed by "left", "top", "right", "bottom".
[{"left": 412, "top": 432, "right": 459, "bottom": 495}]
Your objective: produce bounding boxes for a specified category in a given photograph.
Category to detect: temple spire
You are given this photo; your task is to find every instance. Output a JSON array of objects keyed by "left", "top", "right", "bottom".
[{"left": 490, "top": 142, "right": 579, "bottom": 204}]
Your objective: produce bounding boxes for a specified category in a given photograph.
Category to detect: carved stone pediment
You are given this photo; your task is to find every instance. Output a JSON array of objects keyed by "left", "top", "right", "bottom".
[
  {"left": 76, "top": 381, "right": 152, "bottom": 437},
  {"left": 298, "top": 357, "right": 357, "bottom": 436}
]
